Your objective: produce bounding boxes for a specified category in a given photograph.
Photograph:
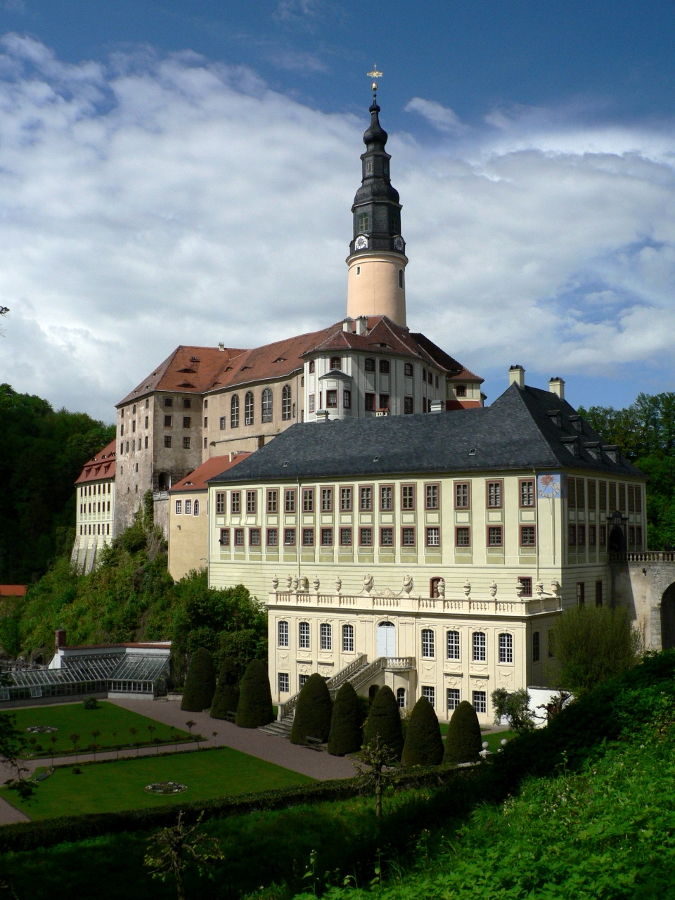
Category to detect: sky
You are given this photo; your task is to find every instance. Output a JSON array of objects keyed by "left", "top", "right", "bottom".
[{"left": 2, "top": 1, "right": 675, "bottom": 421}]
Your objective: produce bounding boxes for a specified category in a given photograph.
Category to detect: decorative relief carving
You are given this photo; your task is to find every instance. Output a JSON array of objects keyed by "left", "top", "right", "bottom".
[
  {"left": 272, "top": 576, "right": 279, "bottom": 591},
  {"left": 489, "top": 580, "right": 498, "bottom": 598},
  {"left": 402, "top": 575, "right": 413, "bottom": 594}
]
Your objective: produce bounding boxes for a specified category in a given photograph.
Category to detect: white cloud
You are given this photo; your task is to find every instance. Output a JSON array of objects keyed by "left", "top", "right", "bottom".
[
  {"left": 1, "top": 38, "right": 675, "bottom": 418},
  {"left": 405, "top": 97, "right": 468, "bottom": 136}
]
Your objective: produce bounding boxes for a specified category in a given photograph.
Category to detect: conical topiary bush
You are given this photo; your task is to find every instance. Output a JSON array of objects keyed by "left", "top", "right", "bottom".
[
  {"left": 235, "top": 659, "right": 274, "bottom": 728},
  {"left": 290, "top": 673, "right": 333, "bottom": 744},
  {"left": 362, "top": 684, "right": 404, "bottom": 759},
  {"left": 327, "top": 681, "right": 362, "bottom": 756},
  {"left": 180, "top": 647, "right": 216, "bottom": 712},
  {"left": 210, "top": 658, "right": 240, "bottom": 720},
  {"left": 401, "top": 695, "right": 444, "bottom": 767},
  {"left": 444, "top": 700, "right": 482, "bottom": 765}
]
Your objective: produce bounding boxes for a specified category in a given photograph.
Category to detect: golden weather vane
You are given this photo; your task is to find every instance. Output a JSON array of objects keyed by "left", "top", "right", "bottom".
[{"left": 367, "top": 65, "right": 383, "bottom": 98}]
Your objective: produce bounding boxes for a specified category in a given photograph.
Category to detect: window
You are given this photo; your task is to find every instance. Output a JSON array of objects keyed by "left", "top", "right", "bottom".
[
  {"left": 358, "top": 212, "right": 370, "bottom": 232},
  {"left": 193, "top": 500, "right": 200, "bottom": 516},
  {"left": 285, "top": 489, "right": 296, "bottom": 513},
  {"left": 532, "top": 631, "right": 540, "bottom": 662},
  {"left": 365, "top": 393, "right": 376, "bottom": 411},
  {"left": 422, "top": 685, "right": 435, "bottom": 707},
  {"left": 339, "top": 527, "right": 352, "bottom": 546},
  {"left": 342, "top": 624, "right": 354, "bottom": 652},
  {"left": 234, "top": 528, "right": 244, "bottom": 546},
  {"left": 599, "top": 480, "right": 607, "bottom": 510},
  {"left": 487, "top": 481, "right": 502, "bottom": 508},
  {"left": 299, "top": 622, "right": 310, "bottom": 649},
  {"left": 398, "top": 269, "right": 404, "bottom": 288},
  {"left": 231, "top": 492, "right": 241, "bottom": 514},
  {"left": 402, "top": 527, "right": 415, "bottom": 547},
  {"left": 456, "top": 527, "right": 470, "bottom": 547},
  {"left": 340, "top": 487, "right": 352, "bottom": 511},
  {"left": 635, "top": 486, "right": 642, "bottom": 513},
  {"left": 219, "top": 527, "right": 230, "bottom": 546},
  {"left": 267, "top": 490, "right": 278, "bottom": 513},
  {"left": 299, "top": 674, "right": 309, "bottom": 689},
  {"left": 629, "top": 524, "right": 635, "bottom": 546},
  {"left": 447, "top": 630, "right": 460, "bottom": 660},
  {"left": 609, "top": 482, "right": 617, "bottom": 511},
  {"left": 164, "top": 415, "right": 173, "bottom": 427},
  {"left": 520, "top": 526, "right": 536, "bottom": 547},
  {"left": 330, "top": 356, "right": 342, "bottom": 370},
  {"left": 180, "top": 436, "right": 190, "bottom": 449},
  {"left": 308, "top": 360, "right": 315, "bottom": 374},
  {"left": 599, "top": 525, "right": 607, "bottom": 547},
  {"left": 636, "top": 525, "right": 643, "bottom": 547},
  {"left": 230, "top": 395, "right": 239, "bottom": 428},
  {"left": 267, "top": 528, "right": 278, "bottom": 546},
  {"left": 359, "top": 527, "right": 373, "bottom": 546},
  {"left": 568, "top": 524, "right": 577, "bottom": 547},
  {"left": 488, "top": 526, "right": 503, "bottom": 547},
  {"left": 365, "top": 357, "right": 376, "bottom": 372},
  {"left": 455, "top": 384, "right": 467, "bottom": 397},
  {"left": 281, "top": 385, "right": 292, "bottom": 420},
  {"left": 402, "top": 484, "right": 415, "bottom": 509},
  {"left": 473, "top": 691, "right": 487, "bottom": 714},
  {"left": 175, "top": 500, "right": 182, "bottom": 515},
  {"left": 397, "top": 687, "right": 406, "bottom": 708},
  {"left": 472, "top": 632, "right": 486, "bottom": 662},
  {"left": 404, "top": 363, "right": 414, "bottom": 377},
  {"left": 455, "top": 482, "right": 470, "bottom": 509},
  {"left": 278, "top": 673, "right": 289, "bottom": 693},
  {"left": 595, "top": 580, "right": 603, "bottom": 607},
  {"left": 182, "top": 416, "right": 191, "bottom": 428},
  {"left": 577, "top": 582, "right": 585, "bottom": 606},
  {"left": 499, "top": 633, "right": 513, "bottom": 664},
  {"left": 284, "top": 528, "right": 296, "bottom": 546},
  {"left": 404, "top": 396, "right": 414, "bottom": 414},
  {"left": 303, "top": 489, "right": 314, "bottom": 512},
  {"left": 588, "top": 480, "right": 597, "bottom": 510},
  {"left": 380, "top": 527, "right": 394, "bottom": 546},
  {"left": 249, "top": 528, "right": 261, "bottom": 546},
  {"left": 244, "top": 391, "right": 254, "bottom": 426},
  {"left": 320, "top": 623, "right": 332, "bottom": 650},
  {"left": 183, "top": 398, "right": 191, "bottom": 409},
  {"left": 425, "top": 483, "right": 439, "bottom": 509},
  {"left": 519, "top": 576, "right": 533, "bottom": 597},
  {"left": 246, "top": 491, "right": 257, "bottom": 514},
  {"left": 577, "top": 524, "right": 586, "bottom": 547},
  {"left": 426, "top": 526, "right": 440, "bottom": 547},
  {"left": 321, "top": 527, "right": 333, "bottom": 546},
  {"left": 326, "top": 390, "right": 338, "bottom": 408},
  {"left": 308, "top": 394, "right": 315, "bottom": 413},
  {"left": 430, "top": 577, "right": 442, "bottom": 598},
  {"left": 380, "top": 485, "right": 393, "bottom": 510},
  {"left": 321, "top": 488, "right": 333, "bottom": 511},
  {"left": 447, "top": 688, "right": 460, "bottom": 712},
  {"left": 360, "top": 486, "right": 372, "bottom": 511},
  {"left": 164, "top": 397, "right": 173, "bottom": 407},
  {"left": 302, "top": 528, "right": 314, "bottom": 546},
  {"left": 520, "top": 479, "right": 534, "bottom": 507},
  {"left": 262, "top": 388, "right": 273, "bottom": 423},
  {"left": 379, "top": 359, "right": 390, "bottom": 374},
  {"left": 589, "top": 524, "right": 597, "bottom": 547},
  {"left": 422, "top": 369, "right": 427, "bottom": 384},
  {"left": 619, "top": 483, "right": 626, "bottom": 512},
  {"left": 379, "top": 393, "right": 390, "bottom": 410},
  {"left": 184, "top": 500, "right": 192, "bottom": 515},
  {"left": 343, "top": 389, "right": 351, "bottom": 409},
  {"left": 575, "top": 478, "right": 585, "bottom": 510}
]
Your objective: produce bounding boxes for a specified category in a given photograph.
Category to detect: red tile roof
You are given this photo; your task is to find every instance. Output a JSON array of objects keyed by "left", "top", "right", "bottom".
[
  {"left": 170, "top": 453, "right": 252, "bottom": 493},
  {"left": 74, "top": 439, "right": 117, "bottom": 486},
  {"left": 0, "top": 585, "right": 27, "bottom": 597}
]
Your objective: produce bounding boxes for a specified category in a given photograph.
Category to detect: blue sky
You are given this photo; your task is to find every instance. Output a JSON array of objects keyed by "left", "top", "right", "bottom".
[{"left": 1, "top": 0, "right": 675, "bottom": 418}]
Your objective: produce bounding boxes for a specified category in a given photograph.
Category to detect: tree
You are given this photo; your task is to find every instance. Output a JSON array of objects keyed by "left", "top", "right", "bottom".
[
  {"left": 235, "top": 659, "right": 274, "bottom": 728},
  {"left": 327, "top": 682, "right": 362, "bottom": 756},
  {"left": 181, "top": 647, "right": 216, "bottom": 712},
  {"left": 144, "top": 810, "right": 223, "bottom": 900},
  {"left": 362, "top": 685, "right": 404, "bottom": 760},
  {"left": 357, "top": 735, "right": 400, "bottom": 819},
  {"left": 491, "top": 688, "right": 535, "bottom": 734},
  {"left": 549, "top": 604, "right": 642, "bottom": 695},
  {"left": 444, "top": 701, "right": 482, "bottom": 765},
  {"left": 401, "top": 696, "right": 443, "bottom": 767},
  {"left": 290, "top": 673, "right": 332, "bottom": 745},
  {"left": 210, "top": 658, "right": 240, "bottom": 720},
  {"left": 0, "top": 712, "right": 31, "bottom": 798}
]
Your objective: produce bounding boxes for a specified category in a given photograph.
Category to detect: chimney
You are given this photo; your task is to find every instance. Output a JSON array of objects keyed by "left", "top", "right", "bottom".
[
  {"left": 342, "top": 318, "right": 353, "bottom": 332},
  {"left": 508, "top": 365, "right": 525, "bottom": 389},
  {"left": 315, "top": 411, "right": 329, "bottom": 423},
  {"left": 55, "top": 629, "right": 66, "bottom": 650},
  {"left": 218, "top": 342, "right": 225, "bottom": 351},
  {"left": 355, "top": 315, "right": 368, "bottom": 336},
  {"left": 429, "top": 400, "right": 444, "bottom": 414},
  {"left": 549, "top": 377, "right": 565, "bottom": 400}
]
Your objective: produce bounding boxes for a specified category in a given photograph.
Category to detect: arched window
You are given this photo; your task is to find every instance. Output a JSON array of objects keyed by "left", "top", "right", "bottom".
[
  {"left": 282, "top": 385, "right": 292, "bottom": 420},
  {"left": 396, "top": 687, "right": 406, "bottom": 709},
  {"left": 278, "top": 621, "right": 289, "bottom": 648},
  {"left": 261, "top": 388, "right": 273, "bottom": 423},
  {"left": 231, "top": 395, "right": 239, "bottom": 428},
  {"left": 421, "top": 628, "right": 435, "bottom": 659},
  {"left": 193, "top": 499, "right": 199, "bottom": 516},
  {"left": 342, "top": 624, "right": 354, "bottom": 652},
  {"left": 320, "top": 623, "right": 332, "bottom": 650},
  {"left": 472, "top": 632, "right": 486, "bottom": 662},
  {"left": 498, "top": 633, "right": 513, "bottom": 663},
  {"left": 299, "top": 621, "right": 310, "bottom": 649},
  {"left": 447, "top": 630, "right": 460, "bottom": 660},
  {"left": 245, "top": 391, "right": 254, "bottom": 426}
]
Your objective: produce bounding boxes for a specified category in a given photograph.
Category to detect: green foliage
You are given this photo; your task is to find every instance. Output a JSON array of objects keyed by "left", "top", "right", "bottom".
[
  {"left": 290, "top": 674, "right": 333, "bottom": 745},
  {"left": 0, "top": 383, "right": 115, "bottom": 583},
  {"left": 327, "top": 682, "right": 362, "bottom": 756},
  {"left": 181, "top": 648, "right": 216, "bottom": 712},
  {"left": 550, "top": 604, "right": 642, "bottom": 695},
  {"left": 490, "top": 688, "right": 535, "bottom": 734},
  {"left": 0, "top": 712, "right": 25, "bottom": 764},
  {"left": 444, "top": 700, "right": 482, "bottom": 765},
  {"left": 83, "top": 697, "right": 99, "bottom": 710},
  {"left": 0, "top": 606, "right": 22, "bottom": 658},
  {"left": 236, "top": 659, "right": 274, "bottom": 728},
  {"left": 362, "top": 685, "right": 403, "bottom": 760},
  {"left": 210, "top": 659, "right": 240, "bottom": 720},
  {"left": 401, "top": 696, "right": 443, "bottom": 768}
]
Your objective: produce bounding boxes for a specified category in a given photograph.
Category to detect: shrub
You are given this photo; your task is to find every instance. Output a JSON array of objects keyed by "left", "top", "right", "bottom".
[
  {"left": 444, "top": 701, "right": 482, "bottom": 765},
  {"left": 328, "top": 682, "right": 362, "bottom": 756},
  {"left": 181, "top": 647, "right": 216, "bottom": 712},
  {"left": 401, "top": 696, "right": 444, "bottom": 767},
  {"left": 83, "top": 697, "right": 99, "bottom": 710},
  {"left": 290, "top": 674, "right": 332, "bottom": 745},
  {"left": 490, "top": 688, "right": 535, "bottom": 733},
  {"left": 210, "top": 658, "right": 240, "bottom": 720},
  {"left": 235, "top": 659, "right": 274, "bottom": 728},
  {"left": 363, "top": 685, "right": 403, "bottom": 759}
]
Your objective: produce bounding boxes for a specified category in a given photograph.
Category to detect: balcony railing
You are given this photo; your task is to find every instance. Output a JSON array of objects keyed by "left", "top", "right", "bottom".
[{"left": 610, "top": 551, "right": 675, "bottom": 564}]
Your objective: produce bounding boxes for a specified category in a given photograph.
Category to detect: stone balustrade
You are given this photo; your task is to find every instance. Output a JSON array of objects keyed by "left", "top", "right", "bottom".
[{"left": 610, "top": 551, "right": 675, "bottom": 564}]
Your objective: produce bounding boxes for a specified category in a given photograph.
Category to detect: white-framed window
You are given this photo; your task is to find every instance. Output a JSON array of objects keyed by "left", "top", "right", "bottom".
[
  {"left": 282, "top": 385, "right": 292, "bottom": 421},
  {"left": 473, "top": 691, "right": 487, "bottom": 714},
  {"left": 426, "top": 526, "right": 440, "bottom": 547},
  {"left": 397, "top": 687, "right": 406, "bottom": 709},
  {"left": 447, "top": 630, "right": 460, "bottom": 660},
  {"left": 299, "top": 674, "right": 309, "bottom": 689},
  {"left": 245, "top": 391, "right": 254, "bottom": 426},
  {"left": 231, "top": 394, "right": 239, "bottom": 428},
  {"left": 261, "top": 388, "right": 273, "bottom": 423},
  {"left": 299, "top": 622, "right": 310, "bottom": 649},
  {"left": 320, "top": 623, "right": 332, "bottom": 650},
  {"left": 421, "top": 628, "right": 435, "bottom": 659},
  {"left": 278, "top": 673, "right": 289, "bottom": 693},
  {"left": 472, "top": 632, "right": 486, "bottom": 662},
  {"left": 447, "top": 688, "right": 460, "bottom": 711},
  {"left": 422, "top": 685, "right": 435, "bottom": 707},
  {"left": 499, "top": 633, "right": 513, "bottom": 664},
  {"left": 278, "top": 621, "right": 289, "bottom": 647},
  {"left": 175, "top": 500, "right": 182, "bottom": 515},
  {"left": 185, "top": 500, "right": 192, "bottom": 515},
  {"left": 342, "top": 624, "right": 354, "bottom": 652}
]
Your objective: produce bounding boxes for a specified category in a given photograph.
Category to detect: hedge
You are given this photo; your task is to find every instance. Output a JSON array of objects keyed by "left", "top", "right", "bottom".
[
  {"left": 290, "top": 673, "right": 332, "bottom": 744},
  {"left": 444, "top": 701, "right": 482, "bottom": 765},
  {"left": 210, "top": 658, "right": 240, "bottom": 720},
  {"left": 363, "top": 685, "right": 404, "bottom": 759},
  {"left": 328, "top": 682, "right": 362, "bottom": 756},
  {"left": 235, "top": 659, "right": 274, "bottom": 728},
  {"left": 181, "top": 647, "right": 216, "bottom": 712},
  {"left": 401, "top": 696, "right": 444, "bottom": 767}
]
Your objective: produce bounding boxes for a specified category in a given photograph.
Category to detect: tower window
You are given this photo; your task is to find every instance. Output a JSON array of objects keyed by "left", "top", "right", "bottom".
[
  {"left": 356, "top": 266, "right": 361, "bottom": 275},
  {"left": 358, "top": 213, "right": 371, "bottom": 233},
  {"left": 398, "top": 269, "right": 404, "bottom": 288}
]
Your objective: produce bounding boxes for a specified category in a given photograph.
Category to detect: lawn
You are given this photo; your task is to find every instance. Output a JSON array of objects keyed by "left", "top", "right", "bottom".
[
  {"left": 2, "top": 746, "right": 314, "bottom": 819},
  {"left": 10, "top": 701, "right": 196, "bottom": 758}
]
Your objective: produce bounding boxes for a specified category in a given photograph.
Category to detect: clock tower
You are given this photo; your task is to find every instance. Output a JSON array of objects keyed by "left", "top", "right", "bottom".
[{"left": 346, "top": 75, "right": 408, "bottom": 327}]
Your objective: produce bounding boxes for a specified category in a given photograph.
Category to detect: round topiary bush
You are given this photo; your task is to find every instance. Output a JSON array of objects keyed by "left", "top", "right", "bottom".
[
  {"left": 210, "top": 658, "right": 240, "bottom": 720},
  {"left": 235, "top": 659, "right": 274, "bottom": 728},
  {"left": 362, "top": 684, "right": 404, "bottom": 759},
  {"left": 444, "top": 700, "right": 482, "bottom": 765},
  {"left": 327, "top": 681, "right": 362, "bottom": 756},
  {"left": 401, "top": 695, "right": 444, "bottom": 767},
  {"left": 290, "top": 673, "right": 332, "bottom": 745},
  {"left": 181, "top": 647, "right": 216, "bottom": 712},
  {"left": 83, "top": 697, "right": 99, "bottom": 710}
]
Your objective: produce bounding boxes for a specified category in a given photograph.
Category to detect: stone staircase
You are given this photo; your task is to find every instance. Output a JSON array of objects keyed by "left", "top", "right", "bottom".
[{"left": 259, "top": 715, "right": 294, "bottom": 738}]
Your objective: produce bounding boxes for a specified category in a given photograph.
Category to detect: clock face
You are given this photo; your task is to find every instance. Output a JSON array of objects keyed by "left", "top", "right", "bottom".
[
  {"left": 355, "top": 235, "right": 368, "bottom": 250},
  {"left": 394, "top": 236, "right": 404, "bottom": 252}
]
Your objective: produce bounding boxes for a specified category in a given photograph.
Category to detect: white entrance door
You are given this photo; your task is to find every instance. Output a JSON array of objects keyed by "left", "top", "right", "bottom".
[{"left": 376, "top": 621, "right": 396, "bottom": 658}]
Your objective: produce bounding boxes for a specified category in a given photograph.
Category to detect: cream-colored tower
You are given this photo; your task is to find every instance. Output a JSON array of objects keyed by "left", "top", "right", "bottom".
[{"left": 346, "top": 93, "right": 408, "bottom": 328}]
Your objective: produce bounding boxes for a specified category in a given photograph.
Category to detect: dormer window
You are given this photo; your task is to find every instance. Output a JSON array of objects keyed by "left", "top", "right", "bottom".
[
  {"left": 569, "top": 414, "right": 582, "bottom": 433},
  {"left": 603, "top": 445, "right": 619, "bottom": 463},
  {"left": 584, "top": 441, "right": 600, "bottom": 460},
  {"left": 330, "top": 357, "right": 342, "bottom": 370},
  {"left": 561, "top": 436, "right": 579, "bottom": 457},
  {"left": 547, "top": 410, "right": 562, "bottom": 427}
]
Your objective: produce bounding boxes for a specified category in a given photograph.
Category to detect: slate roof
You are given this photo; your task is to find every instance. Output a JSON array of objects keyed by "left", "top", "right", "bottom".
[{"left": 208, "top": 383, "right": 645, "bottom": 484}]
